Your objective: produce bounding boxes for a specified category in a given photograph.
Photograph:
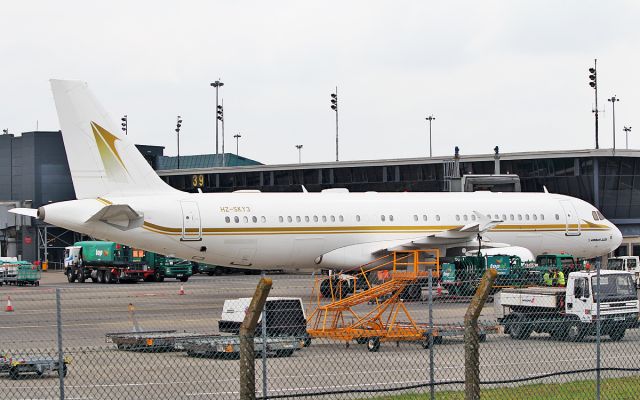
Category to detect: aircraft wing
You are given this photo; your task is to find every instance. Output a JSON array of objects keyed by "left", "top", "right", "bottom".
[
  {"left": 317, "top": 212, "right": 509, "bottom": 268},
  {"left": 86, "top": 204, "right": 144, "bottom": 230},
  {"left": 378, "top": 211, "right": 503, "bottom": 253}
]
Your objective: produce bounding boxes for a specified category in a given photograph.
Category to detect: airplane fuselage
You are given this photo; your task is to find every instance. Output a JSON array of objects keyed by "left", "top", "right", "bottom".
[{"left": 41, "top": 191, "right": 621, "bottom": 270}]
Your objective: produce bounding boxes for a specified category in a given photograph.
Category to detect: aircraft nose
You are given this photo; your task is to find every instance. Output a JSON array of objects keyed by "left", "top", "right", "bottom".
[{"left": 610, "top": 223, "right": 623, "bottom": 252}]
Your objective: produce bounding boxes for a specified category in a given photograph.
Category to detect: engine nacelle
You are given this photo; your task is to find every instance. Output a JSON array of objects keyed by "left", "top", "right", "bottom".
[{"left": 315, "top": 239, "right": 422, "bottom": 269}]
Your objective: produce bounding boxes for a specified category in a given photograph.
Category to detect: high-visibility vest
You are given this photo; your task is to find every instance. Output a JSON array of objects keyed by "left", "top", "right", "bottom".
[
  {"left": 557, "top": 271, "right": 566, "bottom": 286},
  {"left": 543, "top": 272, "right": 553, "bottom": 286}
]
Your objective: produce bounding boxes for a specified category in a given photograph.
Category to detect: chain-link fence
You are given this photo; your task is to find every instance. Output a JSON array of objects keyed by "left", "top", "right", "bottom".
[{"left": 1, "top": 262, "right": 639, "bottom": 400}]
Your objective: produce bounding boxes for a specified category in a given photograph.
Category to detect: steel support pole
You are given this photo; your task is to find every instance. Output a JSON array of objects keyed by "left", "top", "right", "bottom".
[
  {"left": 261, "top": 271, "right": 268, "bottom": 399},
  {"left": 428, "top": 263, "right": 435, "bottom": 400},
  {"left": 44, "top": 225, "right": 48, "bottom": 264},
  {"left": 596, "top": 258, "right": 602, "bottom": 400},
  {"left": 335, "top": 86, "right": 339, "bottom": 162},
  {"left": 215, "top": 86, "right": 219, "bottom": 154},
  {"left": 594, "top": 59, "right": 599, "bottom": 150},
  {"left": 56, "top": 289, "right": 65, "bottom": 400},
  {"left": 221, "top": 98, "right": 226, "bottom": 166},
  {"left": 429, "top": 120, "right": 432, "bottom": 158},
  {"left": 612, "top": 99, "right": 617, "bottom": 153}
]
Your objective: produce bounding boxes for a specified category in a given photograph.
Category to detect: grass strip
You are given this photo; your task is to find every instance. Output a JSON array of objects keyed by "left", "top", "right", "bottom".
[{"left": 367, "top": 375, "right": 640, "bottom": 400}]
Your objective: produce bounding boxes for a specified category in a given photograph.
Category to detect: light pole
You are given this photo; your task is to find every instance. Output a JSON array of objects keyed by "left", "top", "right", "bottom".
[
  {"left": 121, "top": 115, "right": 128, "bottom": 135},
  {"left": 234, "top": 133, "right": 242, "bottom": 156},
  {"left": 217, "top": 100, "right": 225, "bottom": 166},
  {"left": 588, "top": 60, "right": 600, "bottom": 149},
  {"left": 330, "top": 87, "right": 339, "bottom": 162},
  {"left": 210, "top": 79, "right": 224, "bottom": 154},
  {"left": 624, "top": 126, "right": 632, "bottom": 149},
  {"left": 175, "top": 116, "right": 182, "bottom": 169},
  {"left": 425, "top": 115, "right": 436, "bottom": 157},
  {"left": 295, "top": 144, "right": 303, "bottom": 164},
  {"left": 608, "top": 95, "right": 619, "bottom": 151}
]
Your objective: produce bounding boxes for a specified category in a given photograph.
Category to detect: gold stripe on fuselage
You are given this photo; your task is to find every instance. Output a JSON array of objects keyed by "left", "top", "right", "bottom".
[{"left": 141, "top": 221, "right": 610, "bottom": 236}]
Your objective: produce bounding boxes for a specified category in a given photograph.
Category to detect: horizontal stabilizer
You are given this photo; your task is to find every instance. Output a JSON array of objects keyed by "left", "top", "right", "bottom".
[
  {"left": 86, "top": 204, "right": 143, "bottom": 231},
  {"left": 8, "top": 208, "right": 38, "bottom": 218}
]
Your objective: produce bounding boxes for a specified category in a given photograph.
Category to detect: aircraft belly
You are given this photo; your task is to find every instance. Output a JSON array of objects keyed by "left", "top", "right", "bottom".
[{"left": 288, "top": 237, "right": 325, "bottom": 268}]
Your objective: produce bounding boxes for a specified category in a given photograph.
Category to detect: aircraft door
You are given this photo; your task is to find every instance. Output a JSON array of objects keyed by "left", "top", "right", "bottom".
[
  {"left": 180, "top": 201, "right": 202, "bottom": 241},
  {"left": 559, "top": 200, "right": 581, "bottom": 236}
]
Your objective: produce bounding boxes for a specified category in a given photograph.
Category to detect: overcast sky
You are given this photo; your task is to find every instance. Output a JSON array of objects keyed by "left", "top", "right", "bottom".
[{"left": 1, "top": 1, "right": 639, "bottom": 164}]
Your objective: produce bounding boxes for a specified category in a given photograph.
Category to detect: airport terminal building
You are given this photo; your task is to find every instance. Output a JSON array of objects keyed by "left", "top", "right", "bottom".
[{"left": 1, "top": 131, "right": 640, "bottom": 264}]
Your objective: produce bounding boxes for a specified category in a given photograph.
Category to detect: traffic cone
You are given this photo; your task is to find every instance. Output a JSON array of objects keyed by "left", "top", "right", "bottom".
[
  {"left": 436, "top": 282, "right": 443, "bottom": 296},
  {"left": 5, "top": 296, "right": 14, "bottom": 312},
  {"left": 178, "top": 285, "right": 185, "bottom": 295}
]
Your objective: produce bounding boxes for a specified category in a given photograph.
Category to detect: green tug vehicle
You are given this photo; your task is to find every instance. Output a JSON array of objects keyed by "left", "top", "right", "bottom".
[
  {"left": 441, "top": 253, "right": 577, "bottom": 295},
  {"left": 64, "top": 241, "right": 192, "bottom": 284}
]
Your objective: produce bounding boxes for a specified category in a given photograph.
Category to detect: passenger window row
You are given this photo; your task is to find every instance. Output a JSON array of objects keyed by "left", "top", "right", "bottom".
[{"left": 224, "top": 212, "right": 563, "bottom": 224}]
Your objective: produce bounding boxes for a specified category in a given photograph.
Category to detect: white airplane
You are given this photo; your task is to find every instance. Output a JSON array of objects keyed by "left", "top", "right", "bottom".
[{"left": 10, "top": 80, "right": 622, "bottom": 272}]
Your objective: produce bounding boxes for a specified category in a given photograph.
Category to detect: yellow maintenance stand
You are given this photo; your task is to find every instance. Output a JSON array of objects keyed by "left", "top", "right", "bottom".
[{"left": 307, "top": 250, "right": 440, "bottom": 351}]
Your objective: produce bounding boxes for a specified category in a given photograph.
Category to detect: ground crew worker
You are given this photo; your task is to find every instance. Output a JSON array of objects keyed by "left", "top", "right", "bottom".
[
  {"left": 543, "top": 270, "right": 553, "bottom": 286},
  {"left": 556, "top": 269, "right": 566, "bottom": 286},
  {"left": 551, "top": 268, "right": 557, "bottom": 286}
]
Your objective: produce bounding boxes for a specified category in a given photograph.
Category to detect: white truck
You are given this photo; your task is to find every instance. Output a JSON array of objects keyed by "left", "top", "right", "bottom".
[
  {"left": 607, "top": 256, "right": 640, "bottom": 287},
  {"left": 495, "top": 270, "right": 639, "bottom": 342},
  {"left": 218, "top": 297, "right": 311, "bottom": 347}
]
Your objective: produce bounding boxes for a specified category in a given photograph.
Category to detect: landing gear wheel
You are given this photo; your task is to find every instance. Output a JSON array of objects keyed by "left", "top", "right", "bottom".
[
  {"left": 564, "top": 321, "right": 585, "bottom": 342},
  {"left": 550, "top": 329, "right": 564, "bottom": 340},
  {"left": 367, "top": 337, "right": 380, "bottom": 352},
  {"left": 320, "top": 279, "right": 338, "bottom": 298},
  {"left": 609, "top": 329, "right": 626, "bottom": 342}
]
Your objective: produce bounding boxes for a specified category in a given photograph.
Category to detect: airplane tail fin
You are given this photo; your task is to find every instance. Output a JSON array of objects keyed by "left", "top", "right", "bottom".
[{"left": 50, "top": 79, "right": 177, "bottom": 199}]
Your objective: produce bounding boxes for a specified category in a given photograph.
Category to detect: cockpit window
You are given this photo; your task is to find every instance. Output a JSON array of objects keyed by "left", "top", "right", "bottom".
[
  {"left": 592, "top": 211, "right": 599, "bottom": 220},
  {"left": 597, "top": 211, "right": 606, "bottom": 220}
]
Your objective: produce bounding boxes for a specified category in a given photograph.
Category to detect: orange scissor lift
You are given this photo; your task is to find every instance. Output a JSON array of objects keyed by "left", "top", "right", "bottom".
[{"left": 307, "top": 250, "right": 440, "bottom": 352}]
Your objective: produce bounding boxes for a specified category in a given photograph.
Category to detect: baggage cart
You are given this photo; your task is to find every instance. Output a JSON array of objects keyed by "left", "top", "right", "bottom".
[
  {"left": 0, "top": 353, "right": 70, "bottom": 380},
  {"left": 105, "top": 330, "right": 215, "bottom": 352},
  {"left": 3, "top": 263, "right": 41, "bottom": 286},
  {"left": 175, "top": 335, "right": 300, "bottom": 359}
]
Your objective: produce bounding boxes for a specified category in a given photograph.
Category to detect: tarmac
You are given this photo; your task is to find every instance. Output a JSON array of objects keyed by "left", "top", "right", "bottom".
[{"left": 0, "top": 271, "right": 638, "bottom": 399}]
